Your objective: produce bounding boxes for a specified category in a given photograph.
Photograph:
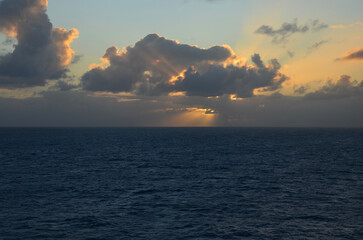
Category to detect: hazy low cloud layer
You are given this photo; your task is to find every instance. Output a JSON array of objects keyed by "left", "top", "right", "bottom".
[
  {"left": 336, "top": 48, "right": 363, "bottom": 61},
  {"left": 0, "top": 89, "right": 362, "bottom": 127},
  {"left": 82, "top": 34, "right": 288, "bottom": 98},
  {"left": 0, "top": 74, "right": 362, "bottom": 127},
  {"left": 0, "top": 0, "right": 78, "bottom": 88},
  {"left": 255, "top": 19, "right": 328, "bottom": 44},
  {"left": 304, "top": 75, "right": 363, "bottom": 100}
]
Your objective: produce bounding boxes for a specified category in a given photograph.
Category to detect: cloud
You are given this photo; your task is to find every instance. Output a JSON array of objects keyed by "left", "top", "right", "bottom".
[
  {"left": 336, "top": 48, "right": 363, "bottom": 61},
  {"left": 287, "top": 51, "right": 294, "bottom": 58},
  {"left": 173, "top": 55, "right": 288, "bottom": 97},
  {"left": 304, "top": 75, "right": 363, "bottom": 100},
  {"left": 54, "top": 80, "right": 79, "bottom": 91},
  {"left": 306, "top": 40, "right": 329, "bottom": 54},
  {"left": 294, "top": 86, "right": 307, "bottom": 95},
  {"left": 82, "top": 34, "right": 288, "bottom": 98},
  {"left": 255, "top": 19, "right": 328, "bottom": 44},
  {"left": 309, "top": 40, "right": 329, "bottom": 50},
  {"left": 82, "top": 33, "right": 233, "bottom": 94},
  {"left": 0, "top": 0, "right": 78, "bottom": 88},
  {"left": 311, "top": 19, "right": 329, "bottom": 31},
  {"left": 1, "top": 89, "right": 362, "bottom": 127},
  {"left": 71, "top": 54, "right": 83, "bottom": 64}
]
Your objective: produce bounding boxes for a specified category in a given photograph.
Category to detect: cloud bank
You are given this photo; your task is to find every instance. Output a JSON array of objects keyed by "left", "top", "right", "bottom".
[
  {"left": 82, "top": 34, "right": 288, "bottom": 98},
  {"left": 0, "top": 0, "right": 78, "bottom": 88},
  {"left": 1, "top": 88, "right": 363, "bottom": 127},
  {"left": 304, "top": 75, "right": 363, "bottom": 100}
]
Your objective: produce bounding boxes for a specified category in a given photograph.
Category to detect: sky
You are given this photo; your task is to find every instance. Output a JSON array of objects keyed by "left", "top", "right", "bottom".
[{"left": 0, "top": 0, "right": 362, "bottom": 127}]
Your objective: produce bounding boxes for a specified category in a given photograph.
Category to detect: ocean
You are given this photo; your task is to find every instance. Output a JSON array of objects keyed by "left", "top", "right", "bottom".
[{"left": 0, "top": 128, "right": 362, "bottom": 239}]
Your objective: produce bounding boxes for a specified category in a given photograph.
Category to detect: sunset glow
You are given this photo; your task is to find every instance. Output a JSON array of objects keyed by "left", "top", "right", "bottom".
[
  {"left": 1, "top": 2, "right": 362, "bottom": 239},
  {"left": 0, "top": 0, "right": 362, "bottom": 127}
]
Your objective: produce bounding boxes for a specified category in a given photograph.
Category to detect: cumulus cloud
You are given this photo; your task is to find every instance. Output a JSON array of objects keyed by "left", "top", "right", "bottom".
[
  {"left": 173, "top": 54, "right": 288, "bottom": 97},
  {"left": 255, "top": 19, "right": 328, "bottom": 44},
  {"left": 0, "top": 0, "right": 78, "bottom": 88},
  {"left": 82, "top": 33, "right": 233, "bottom": 94},
  {"left": 304, "top": 75, "right": 363, "bottom": 100},
  {"left": 336, "top": 48, "right": 363, "bottom": 61},
  {"left": 82, "top": 34, "right": 288, "bottom": 98}
]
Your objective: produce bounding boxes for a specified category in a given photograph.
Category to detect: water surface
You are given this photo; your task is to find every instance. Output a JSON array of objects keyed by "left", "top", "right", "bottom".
[{"left": 0, "top": 128, "right": 362, "bottom": 239}]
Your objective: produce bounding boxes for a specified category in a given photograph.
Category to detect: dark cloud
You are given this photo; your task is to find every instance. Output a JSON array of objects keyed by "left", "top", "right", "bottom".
[
  {"left": 304, "top": 75, "right": 363, "bottom": 100},
  {"left": 0, "top": 0, "right": 78, "bottom": 89},
  {"left": 173, "top": 55, "right": 287, "bottom": 97},
  {"left": 255, "top": 19, "right": 328, "bottom": 44},
  {"left": 82, "top": 34, "right": 288, "bottom": 98},
  {"left": 336, "top": 48, "right": 363, "bottom": 61},
  {"left": 82, "top": 33, "right": 233, "bottom": 94}
]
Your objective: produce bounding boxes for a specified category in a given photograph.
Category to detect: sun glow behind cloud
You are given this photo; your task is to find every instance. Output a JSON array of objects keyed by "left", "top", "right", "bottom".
[
  {"left": 0, "top": 0, "right": 363, "bottom": 127},
  {"left": 164, "top": 108, "right": 217, "bottom": 127}
]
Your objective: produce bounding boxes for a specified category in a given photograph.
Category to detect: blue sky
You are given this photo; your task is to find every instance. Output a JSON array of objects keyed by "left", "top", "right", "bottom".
[
  {"left": 46, "top": 0, "right": 363, "bottom": 50},
  {"left": 44, "top": 0, "right": 363, "bottom": 80}
]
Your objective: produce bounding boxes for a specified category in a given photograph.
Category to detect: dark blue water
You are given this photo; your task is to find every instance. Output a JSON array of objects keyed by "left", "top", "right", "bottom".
[{"left": 0, "top": 128, "right": 362, "bottom": 239}]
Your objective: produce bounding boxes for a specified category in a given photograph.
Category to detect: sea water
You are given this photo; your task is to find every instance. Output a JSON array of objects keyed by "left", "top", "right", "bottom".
[{"left": 0, "top": 128, "right": 362, "bottom": 239}]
